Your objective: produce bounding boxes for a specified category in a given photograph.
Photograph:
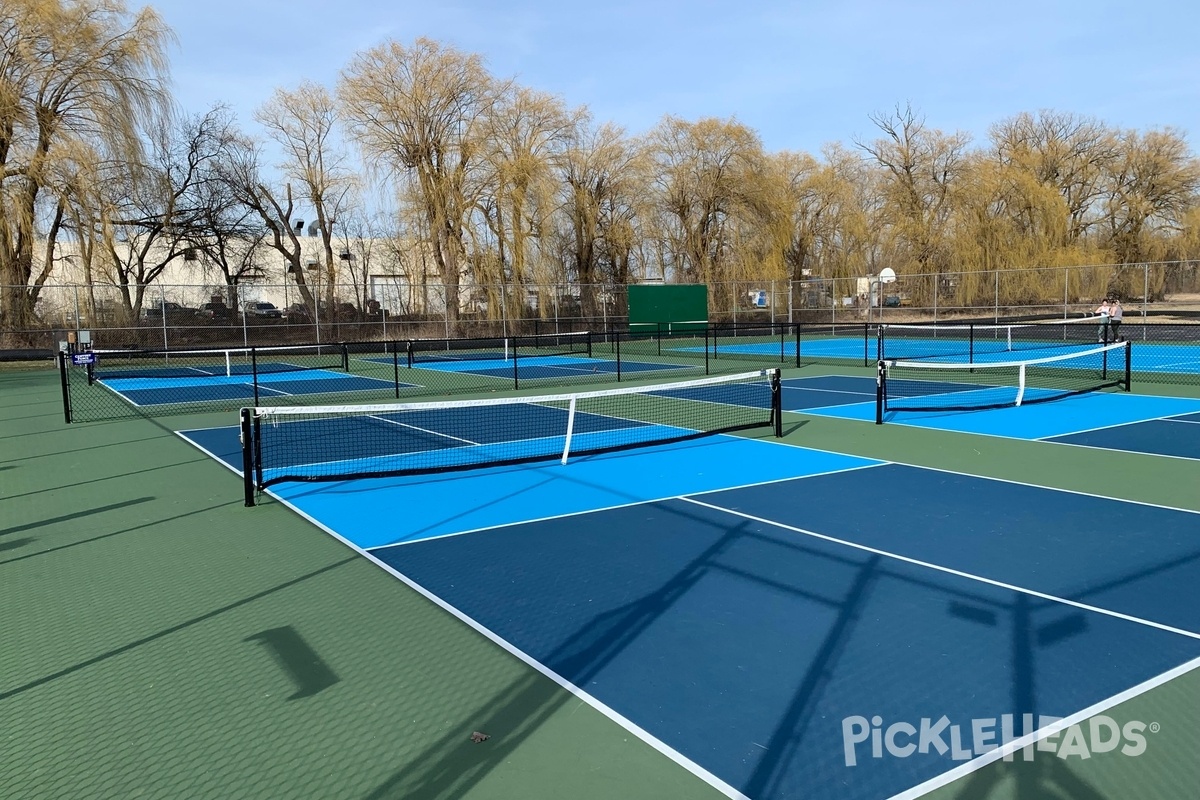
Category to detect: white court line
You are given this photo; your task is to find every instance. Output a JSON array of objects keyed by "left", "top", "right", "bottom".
[
  {"left": 167, "top": 427, "right": 752, "bottom": 799},
  {"left": 1166, "top": 416, "right": 1200, "bottom": 425},
  {"left": 368, "top": 414, "right": 480, "bottom": 446},
  {"left": 1031, "top": 408, "right": 1200, "bottom": 440},
  {"left": 1033, "top": 437, "right": 1200, "bottom": 463},
  {"left": 781, "top": 383, "right": 876, "bottom": 398},
  {"left": 792, "top": 397, "right": 1200, "bottom": 480},
  {"left": 680, "top": 496, "right": 1200, "bottom": 640},
  {"left": 891, "top": 654, "right": 1200, "bottom": 799},
  {"left": 176, "top": 424, "right": 1200, "bottom": 799},
  {"left": 367, "top": 460, "right": 888, "bottom": 553}
]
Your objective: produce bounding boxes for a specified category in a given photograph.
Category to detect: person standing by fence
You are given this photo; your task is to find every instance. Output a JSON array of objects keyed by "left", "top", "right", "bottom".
[
  {"left": 1095, "top": 299, "right": 1111, "bottom": 342},
  {"left": 1110, "top": 299, "right": 1123, "bottom": 341}
]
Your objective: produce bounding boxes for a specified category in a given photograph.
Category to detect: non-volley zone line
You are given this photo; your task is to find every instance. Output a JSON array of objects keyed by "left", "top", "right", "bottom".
[{"left": 361, "top": 461, "right": 1200, "bottom": 800}]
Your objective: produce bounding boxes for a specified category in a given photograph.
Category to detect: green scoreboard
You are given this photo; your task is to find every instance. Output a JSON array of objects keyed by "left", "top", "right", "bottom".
[{"left": 627, "top": 284, "right": 708, "bottom": 334}]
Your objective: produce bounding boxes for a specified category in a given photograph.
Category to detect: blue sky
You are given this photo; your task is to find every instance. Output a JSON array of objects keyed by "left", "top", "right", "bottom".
[{"left": 151, "top": 0, "right": 1200, "bottom": 155}]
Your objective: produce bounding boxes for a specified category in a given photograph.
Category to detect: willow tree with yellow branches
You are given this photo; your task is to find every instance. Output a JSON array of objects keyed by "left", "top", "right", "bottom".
[{"left": 0, "top": 0, "right": 170, "bottom": 340}]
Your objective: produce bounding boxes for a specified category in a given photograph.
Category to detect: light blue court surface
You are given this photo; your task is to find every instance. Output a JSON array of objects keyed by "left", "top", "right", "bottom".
[
  {"left": 179, "top": 427, "right": 877, "bottom": 548},
  {"left": 787, "top": 374, "right": 1200, "bottom": 446},
  {"left": 175, "top": 425, "right": 1200, "bottom": 800}
]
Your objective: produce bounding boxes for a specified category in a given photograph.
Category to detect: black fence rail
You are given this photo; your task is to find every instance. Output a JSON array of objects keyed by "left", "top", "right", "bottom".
[{"left": 59, "top": 324, "right": 802, "bottom": 422}]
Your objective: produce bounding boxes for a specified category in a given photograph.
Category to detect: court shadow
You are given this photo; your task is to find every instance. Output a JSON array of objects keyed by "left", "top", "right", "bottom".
[
  {"left": 0, "top": 537, "right": 34, "bottom": 553},
  {"left": 0, "top": 499, "right": 230, "bottom": 566},
  {"left": 0, "top": 556, "right": 356, "bottom": 703},
  {"left": 244, "top": 626, "right": 340, "bottom": 701},
  {"left": 2, "top": 459, "right": 208, "bottom": 500},
  {"left": 782, "top": 419, "right": 808, "bottom": 435},
  {"left": 0, "top": 497, "right": 155, "bottom": 538},
  {"left": 0, "top": 433, "right": 176, "bottom": 464}
]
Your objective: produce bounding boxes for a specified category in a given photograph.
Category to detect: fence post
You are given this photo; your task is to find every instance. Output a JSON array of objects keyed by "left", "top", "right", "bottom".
[
  {"left": 1143, "top": 263, "right": 1149, "bottom": 328},
  {"left": 1063, "top": 268, "right": 1069, "bottom": 319},
  {"left": 933, "top": 273, "right": 938, "bottom": 323},
  {"left": 159, "top": 284, "right": 168, "bottom": 350},
  {"left": 58, "top": 352, "right": 72, "bottom": 424},
  {"left": 994, "top": 270, "right": 1000, "bottom": 322},
  {"left": 392, "top": 344, "right": 400, "bottom": 399}
]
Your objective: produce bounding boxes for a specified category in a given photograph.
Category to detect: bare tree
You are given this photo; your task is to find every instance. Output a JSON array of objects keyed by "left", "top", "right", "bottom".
[
  {"left": 98, "top": 106, "right": 245, "bottom": 320},
  {"left": 646, "top": 115, "right": 776, "bottom": 312},
  {"left": 989, "top": 111, "right": 1119, "bottom": 245},
  {"left": 556, "top": 118, "right": 648, "bottom": 316},
  {"left": 855, "top": 103, "right": 971, "bottom": 280},
  {"left": 256, "top": 81, "right": 355, "bottom": 314},
  {"left": 339, "top": 38, "right": 501, "bottom": 331},
  {"left": 473, "top": 87, "right": 575, "bottom": 320},
  {"left": 218, "top": 137, "right": 316, "bottom": 309}
]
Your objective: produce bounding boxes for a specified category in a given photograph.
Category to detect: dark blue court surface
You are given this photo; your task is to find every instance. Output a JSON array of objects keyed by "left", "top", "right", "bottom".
[
  {"left": 1046, "top": 413, "right": 1200, "bottom": 460},
  {"left": 177, "top": 423, "right": 1200, "bottom": 800}
]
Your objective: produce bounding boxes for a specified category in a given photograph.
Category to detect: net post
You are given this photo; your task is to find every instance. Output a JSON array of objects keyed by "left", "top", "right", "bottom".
[
  {"left": 876, "top": 325, "right": 884, "bottom": 363},
  {"left": 615, "top": 332, "right": 622, "bottom": 382},
  {"left": 875, "top": 360, "right": 885, "bottom": 425},
  {"left": 862, "top": 323, "right": 869, "bottom": 367},
  {"left": 969, "top": 323, "right": 975, "bottom": 364},
  {"left": 392, "top": 344, "right": 400, "bottom": 399},
  {"left": 341, "top": 343, "right": 349, "bottom": 371},
  {"left": 1102, "top": 340, "right": 1109, "bottom": 380},
  {"left": 58, "top": 351, "right": 72, "bottom": 424},
  {"left": 771, "top": 369, "right": 783, "bottom": 437},
  {"left": 512, "top": 338, "right": 519, "bottom": 390},
  {"left": 561, "top": 397, "right": 577, "bottom": 464},
  {"left": 585, "top": 330, "right": 593, "bottom": 359},
  {"left": 253, "top": 413, "right": 264, "bottom": 492},
  {"left": 704, "top": 327, "right": 710, "bottom": 374},
  {"left": 795, "top": 322, "right": 802, "bottom": 368},
  {"left": 240, "top": 408, "right": 256, "bottom": 507},
  {"left": 1124, "top": 341, "right": 1132, "bottom": 390},
  {"left": 251, "top": 347, "right": 260, "bottom": 406}
]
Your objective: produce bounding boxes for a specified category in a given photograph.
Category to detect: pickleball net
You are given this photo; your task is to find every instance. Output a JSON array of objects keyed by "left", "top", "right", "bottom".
[
  {"left": 878, "top": 317, "right": 1115, "bottom": 363},
  {"left": 406, "top": 331, "right": 592, "bottom": 365},
  {"left": 241, "top": 368, "right": 783, "bottom": 505},
  {"left": 876, "top": 341, "right": 1131, "bottom": 419},
  {"left": 87, "top": 343, "right": 349, "bottom": 382}
]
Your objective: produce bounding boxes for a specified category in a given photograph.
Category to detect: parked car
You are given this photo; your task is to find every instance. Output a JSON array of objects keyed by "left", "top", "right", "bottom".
[
  {"left": 283, "top": 302, "right": 359, "bottom": 323},
  {"left": 284, "top": 303, "right": 314, "bottom": 323},
  {"left": 196, "top": 302, "right": 233, "bottom": 322},
  {"left": 244, "top": 301, "right": 282, "bottom": 320},
  {"left": 142, "top": 302, "right": 194, "bottom": 322}
]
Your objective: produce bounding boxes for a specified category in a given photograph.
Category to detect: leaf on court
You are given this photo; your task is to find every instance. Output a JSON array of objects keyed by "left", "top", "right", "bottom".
[{"left": 470, "top": 731, "right": 491, "bottom": 743}]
